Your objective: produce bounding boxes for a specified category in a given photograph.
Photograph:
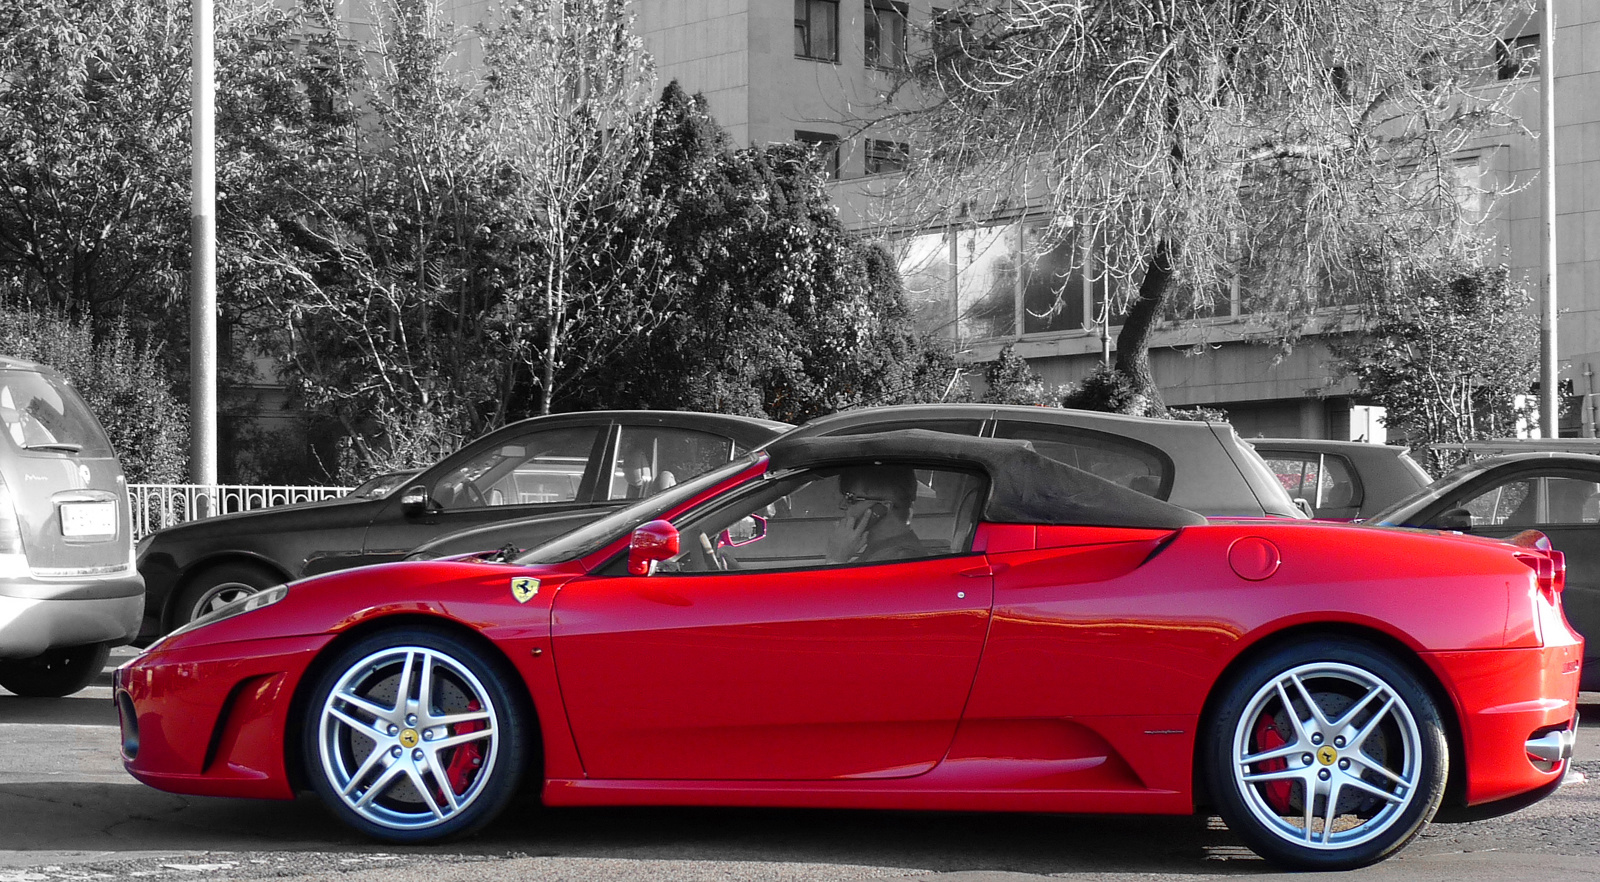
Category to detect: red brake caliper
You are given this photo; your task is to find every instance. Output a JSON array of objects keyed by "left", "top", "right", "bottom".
[
  {"left": 444, "top": 699, "right": 486, "bottom": 795},
  {"left": 1253, "top": 714, "right": 1294, "bottom": 812}
]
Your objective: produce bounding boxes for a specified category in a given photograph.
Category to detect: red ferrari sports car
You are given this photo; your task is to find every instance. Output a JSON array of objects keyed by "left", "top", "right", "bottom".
[{"left": 116, "top": 431, "right": 1582, "bottom": 870}]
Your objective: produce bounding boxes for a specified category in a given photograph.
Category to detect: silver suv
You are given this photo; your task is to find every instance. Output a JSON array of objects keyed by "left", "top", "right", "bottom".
[{"left": 0, "top": 356, "right": 142, "bottom": 696}]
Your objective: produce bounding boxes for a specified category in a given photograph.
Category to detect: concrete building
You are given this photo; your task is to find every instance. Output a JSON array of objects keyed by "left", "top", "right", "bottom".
[{"left": 632, "top": 0, "right": 1599, "bottom": 439}]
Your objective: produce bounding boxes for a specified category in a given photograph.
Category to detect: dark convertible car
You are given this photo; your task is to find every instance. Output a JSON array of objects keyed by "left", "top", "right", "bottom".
[{"left": 134, "top": 411, "right": 787, "bottom": 638}]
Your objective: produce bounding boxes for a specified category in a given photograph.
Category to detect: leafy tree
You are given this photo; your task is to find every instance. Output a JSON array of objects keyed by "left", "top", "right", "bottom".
[
  {"left": 0, "top": 297, "right": 188, "bottom": 482},
  {"left": 234, "top": 0, "right": 676, "bottom": 476},
  {"left": 560, "top": 83, "right": 958, "bottom": 422},
  {"left": 479, "top": 0, "right": 666, "bottom": 416},
  {"left": 0, "top": 0, "right": 365, "bottom": 480},
  {"left": 1333, "top": 262, "right": 1535, "bottom": 473},
  {"left": 981, "top": 343, "right": 1053, "bottom": 406},
  {"left": 892, "top": 0, "right": 1525, "bottom": 416},
  {"left": 0, "top": 0, "right": 190, "bottom": 338},
  {"left": 229, "top": 0, "right": 534, "bottom": 477}
]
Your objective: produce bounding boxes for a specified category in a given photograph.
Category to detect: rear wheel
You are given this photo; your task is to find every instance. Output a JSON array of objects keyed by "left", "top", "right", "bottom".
[
  {"left": 302, "top": 627, "right": 532, "bottom": 842},
  {"left": 172, "top": 561, "right": 280, "bottom": 629},
  {"left": 0, "top": 642, "right": 111, "bottom": 697},
  {"left": 1204, "top": 639, "right": 1447, "bottom": 870}
]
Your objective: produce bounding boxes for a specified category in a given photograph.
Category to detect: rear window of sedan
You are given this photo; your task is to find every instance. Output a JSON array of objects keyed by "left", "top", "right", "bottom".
[
  {"left": 991, "top": 420, "right": 1172, "bottom": 500},
  {"left": 0, "top": 370, "right": 114, "bottom": 457}
]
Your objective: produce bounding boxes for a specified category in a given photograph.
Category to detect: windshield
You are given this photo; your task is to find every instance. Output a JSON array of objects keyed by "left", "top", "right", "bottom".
[
  {"left": 1364, "top": 460, "right": 1496, "bottom": 525},
  {"left": 351, "top": 470, "right": 418, "bottom": 498},
  {"left": 515, "top": 457, "right": 758, "bottom": 566}
]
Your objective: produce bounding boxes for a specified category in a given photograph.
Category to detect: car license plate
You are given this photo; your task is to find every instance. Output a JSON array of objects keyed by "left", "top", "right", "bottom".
[{"left": 61, "top": 501, "right": 116, "bottom": 537}]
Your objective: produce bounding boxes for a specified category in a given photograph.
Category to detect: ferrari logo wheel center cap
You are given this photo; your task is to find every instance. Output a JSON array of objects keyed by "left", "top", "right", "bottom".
[
  {"left": 399, "top": 728, "right": 420, "bottom": 749},
  {"left": 1317, "top": 745, "right": 1337, "bottom": 766}
]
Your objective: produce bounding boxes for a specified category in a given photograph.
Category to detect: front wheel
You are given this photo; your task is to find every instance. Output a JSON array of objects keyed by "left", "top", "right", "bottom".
[
  {"left": 302, "top": 627, "right": 533, "bottom": 842},
  {"left": 172, "top": 562, "right": 280, "bottom": 630},
  {"left": 1203, "top": 639, "right": 1448, "bottom": 870},
  {"left": 0, "top": 642, "right": 112, "bottom": 697}
]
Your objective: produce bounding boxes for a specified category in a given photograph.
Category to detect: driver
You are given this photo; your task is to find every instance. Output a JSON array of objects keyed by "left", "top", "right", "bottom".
[{"left": 825, "top": 466, "right": 925, "bottom": 564}]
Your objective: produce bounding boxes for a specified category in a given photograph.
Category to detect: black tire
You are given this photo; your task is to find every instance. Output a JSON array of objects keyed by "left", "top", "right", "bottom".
[
  {"left": 301, "top": 626, "right": 533, "bottom": 842},
  {"left": 172, "top": 561, "right": 281, "bottom": 629},
  {"left": 1202, "top": 639, "right": 1448, "bottom": 870},
  {"left": 0, "top": 642, "right": 112, "bottom": 697}
]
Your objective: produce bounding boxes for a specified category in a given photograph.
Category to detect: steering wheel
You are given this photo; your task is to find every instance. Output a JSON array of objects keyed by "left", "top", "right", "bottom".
[
  {"left": 456, "top": 483, "right": 486, "bottom": 508},
  {"left": 696, "top": 532, "right": 728, "bottom": 572}
]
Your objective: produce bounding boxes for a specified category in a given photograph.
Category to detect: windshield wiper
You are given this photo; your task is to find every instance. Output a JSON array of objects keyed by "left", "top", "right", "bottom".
[{"left": 23, "top": 442, "right": 82, "bottom": 453}]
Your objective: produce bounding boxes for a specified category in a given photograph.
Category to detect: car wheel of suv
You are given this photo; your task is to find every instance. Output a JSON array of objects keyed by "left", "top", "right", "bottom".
[
  {"left": 0, "top": 642, "right": 112, "bottom": 697},
  {"left": 173, "top": 562, "right": 282, "bottom": 629},
  {"left": 1203, "top": 639, "right": 1447, "bottom": 870}
]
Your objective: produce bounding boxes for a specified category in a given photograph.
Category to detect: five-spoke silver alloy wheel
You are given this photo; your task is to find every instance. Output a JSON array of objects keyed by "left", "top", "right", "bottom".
[
  {"left": 316, "top": 645, "right": 500, "bottom": 832},
  {"left": 1231, "top": 661, "right": 1422, "bottom": 851}
]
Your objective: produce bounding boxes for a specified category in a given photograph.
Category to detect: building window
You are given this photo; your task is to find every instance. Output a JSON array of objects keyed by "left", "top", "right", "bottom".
[
  {"left": 931, "top": 7, "right": 972, "bottom": 58},
  {"left": 865, "top": 0, "right": 907, "bottom": 70},
  {"left": 795, "top": 130, "right": 842, "bottom": 179},
  {"left": 1496, "top": 33, "right": 1539, "bottom": 80},
  {"left": 795, "top": 0, "right": 839, "bottom": 62},
  {"left": 1328, "top": 65, "right": 1352, "bottom": 102},
  {"left": 1020, "top": 225, "right": 1090, "bottom": 336},
  {"left": 865, "top": 139, "right": 908, "bottom": 174}
]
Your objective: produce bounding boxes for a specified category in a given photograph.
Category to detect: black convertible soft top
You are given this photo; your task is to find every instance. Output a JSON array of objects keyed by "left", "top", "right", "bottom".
[{"left": 765, "top": 428, "right": 1207, "bottom": 530}]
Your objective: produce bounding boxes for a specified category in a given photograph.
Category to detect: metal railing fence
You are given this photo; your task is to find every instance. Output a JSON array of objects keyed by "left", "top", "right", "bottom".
[{"left": 129, "top": 483, "right": 352, "bottom": 540}]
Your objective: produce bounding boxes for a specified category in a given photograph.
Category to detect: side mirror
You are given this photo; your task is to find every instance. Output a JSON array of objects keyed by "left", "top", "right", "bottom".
[
  {"left": 400, "top": 485, "right": 433, "bottom": 517},
  {"left": 721, "top": 514, "right": 767, "bottom": 547},
  {"left": 1293, "top": 497, "right": 1315, "bottom": 518},
  {"left": 627, "top": 519, "right": 680, "bottom": 576},
  {"left": 1430, "top": 508, "right": 1473, "bottom": 532}
]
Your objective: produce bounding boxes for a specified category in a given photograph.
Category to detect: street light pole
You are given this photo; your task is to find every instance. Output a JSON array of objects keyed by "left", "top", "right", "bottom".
[
  {"left": 1540, "top": 0, "right": 1559, "bottom": 436},
  {"left": 189, "top": 0, "right": 218, "bottom": 494}
]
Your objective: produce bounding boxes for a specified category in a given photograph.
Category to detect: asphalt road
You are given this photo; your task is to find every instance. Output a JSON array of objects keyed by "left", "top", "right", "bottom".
[{"left": 0, "top": 648, "right": 1594, "bottom": 882}]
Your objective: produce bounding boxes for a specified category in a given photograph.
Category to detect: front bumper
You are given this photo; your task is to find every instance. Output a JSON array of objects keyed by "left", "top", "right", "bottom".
[
  {"left": 0, "top": 572, "right": 144, "bottom": 657},
  {"left": 1424, "top": 643, "right": 1582, "bottom": 807},
  {"left": 116, "top": 633, "right": 330, "bottom": 800}
]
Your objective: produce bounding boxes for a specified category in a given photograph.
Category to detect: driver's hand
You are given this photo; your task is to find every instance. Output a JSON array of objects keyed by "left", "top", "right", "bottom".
[{"left": 825, "top": 503, "right": 873, "bottom": 563}]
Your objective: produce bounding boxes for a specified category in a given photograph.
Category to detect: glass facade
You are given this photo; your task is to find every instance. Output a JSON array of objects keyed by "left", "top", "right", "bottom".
[{"left": 894, "top": 220, "right": 1118, "bottom": 344}]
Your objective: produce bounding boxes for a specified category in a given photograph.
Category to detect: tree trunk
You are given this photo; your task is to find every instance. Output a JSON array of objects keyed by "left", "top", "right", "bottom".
[
  {"left": 1111, "top": 238, "right": 1177, "bottom": 417},
  {"left": 542, "top": 252, "right": 558, "bottom": 416}
]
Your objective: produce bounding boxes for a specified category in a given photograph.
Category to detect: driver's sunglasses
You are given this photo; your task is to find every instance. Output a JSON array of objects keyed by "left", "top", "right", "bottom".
[{"left": 839, "top": 491, "right": 891, "bottom": 510}]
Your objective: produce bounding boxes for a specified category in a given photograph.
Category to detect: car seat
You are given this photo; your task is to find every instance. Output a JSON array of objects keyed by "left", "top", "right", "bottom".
[{"left": 950, "top": 485, "right": 981, "bottom": 552}]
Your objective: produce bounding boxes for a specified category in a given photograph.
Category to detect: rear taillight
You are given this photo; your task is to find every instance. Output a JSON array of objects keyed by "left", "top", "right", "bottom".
[
  {"left": 1515, "top": 549, "right": 1566, "bottom": 600},
  {"left": 0, "top": 474, "right": 25, "bottom": 577},
  {"left": 0, "top": 474, "right": 22, "bottom": 555}
]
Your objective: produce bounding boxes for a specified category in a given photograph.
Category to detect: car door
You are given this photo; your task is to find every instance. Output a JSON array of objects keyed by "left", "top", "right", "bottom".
[
  {"left": 599, "top": 424, "right": 742, "bottom": 501},
  {"left": 1434, "top": 470, "right": 1600, "bottom": 660},
  {"left": 355, "top": 422, "right": 609, "bottom": 566},
  {"left": 550, "top": 464, "right": 993, "bottom": 781}
]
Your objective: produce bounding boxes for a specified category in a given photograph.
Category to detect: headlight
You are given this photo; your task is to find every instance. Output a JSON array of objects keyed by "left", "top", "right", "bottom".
[{"left": 167, "top": 584, "right": 290, "bottom": 639}]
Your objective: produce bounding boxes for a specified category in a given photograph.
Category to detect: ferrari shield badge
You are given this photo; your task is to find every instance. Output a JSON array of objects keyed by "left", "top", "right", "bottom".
[{"left": 510, "top": 577, "right": 540, "bottom": 603}]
